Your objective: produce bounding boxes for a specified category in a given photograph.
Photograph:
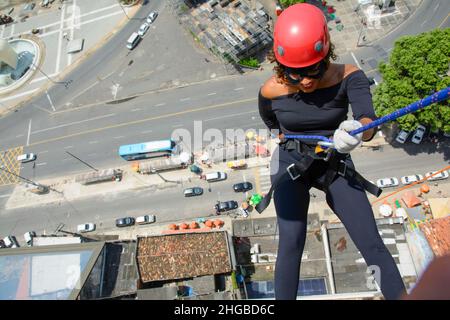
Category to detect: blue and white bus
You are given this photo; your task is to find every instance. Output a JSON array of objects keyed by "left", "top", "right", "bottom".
[{"left": 118, "top": 139, "right": 176, "bottom": 161}]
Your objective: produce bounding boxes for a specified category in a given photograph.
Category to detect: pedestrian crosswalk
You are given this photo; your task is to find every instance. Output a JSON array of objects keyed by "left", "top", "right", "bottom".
[{"left": 258, "top": 166, "right": 272, "bottom": 195}]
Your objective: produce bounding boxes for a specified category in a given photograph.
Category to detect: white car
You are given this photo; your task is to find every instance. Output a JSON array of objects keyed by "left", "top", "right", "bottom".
[
  {"left": 77, "top": 223, "right": 96, "bottom": 233},
  {"left": 23, "top": 231, "right": 36, "bottom": 246},
  {"left": 411, "top": 125, "right": 426, "bottom": 144},
  {"left": 136, "top": 214, "right": 156, "bottom": 225},
  {"left": 401, "top": 174, "right": 423, "bottom": 185},
  {"left": 395, "top": 130, "right": 410, "bottom": 144},
  {"left": 425, "top": 170, "right": 449, "bottom": 181},
  {"left": 138, "top": 22, "right": 150, "bottom": 37},
  {"left": 17, "top": 153, "right": 36, "bottom": 163},
  {"left": 376, "top": 177, "right": 399, "bottom": 188},
  {"left": 146, "top": 11, "right": 158, "bottom": 24},
  {"left": 3, "top": 236, "right": 19, "bottom": 248}
]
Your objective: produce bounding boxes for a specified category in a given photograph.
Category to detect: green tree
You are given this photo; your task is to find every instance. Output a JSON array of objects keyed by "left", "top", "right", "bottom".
[
  {"left": 373, "top": 29, "right": 450, "bottom": 133},
  {"left": 279, "top": 0, "right": 306, "bottom": 8}
]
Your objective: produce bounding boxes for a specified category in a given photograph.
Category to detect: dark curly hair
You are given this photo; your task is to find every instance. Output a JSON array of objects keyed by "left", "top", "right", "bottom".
[{"left": 267, "top": 43, "right": 338, "bottom": 83}]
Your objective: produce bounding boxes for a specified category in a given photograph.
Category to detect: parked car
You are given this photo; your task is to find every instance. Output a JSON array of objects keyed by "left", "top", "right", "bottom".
[
  {"left": 77, "top": 223, "right": 96, "bottom": 233},
  {"left": 138, "top": 22, "right": 150, "bottom": 37},
  {"left": 126, "top": 32, "right": 141, "bottom": 50},
  {"left": 184, "top": 187, "right": 204, "bottom": 197},
  {"left": 411, "top": 125, "right": 426, "bottom": 144},
  {"left": 215, "top": 200, "right": 239, "bottom": 213},
  {"left": 23, "top": 231, "right": 36, "bottom": 246},
  {"left": 376, "top": 177, "right": 399, "bottom": 188},
  {"left": 3, "top": 236, "right": 19, "bottom": 248},
  {"left": 395, "top": 130, "right": 410, "bottom": 144},
  {"left": 146, "top": 11, "right": 158, "bottom": 24},
  {"left": 233, "top": 182, "right": 253, "bottom": 192},
  {"left": 0, "top": 239, "right": 6, "bottom": 248},
  {"left": 204, "top": 172, "right": 227, "bottom": 182},
  {"left": 401, "top": 174, "right": 424, "bottom": 185},
  {"left": 425, "top": 170, "right": 449, "bottom": 181},
  {"left": 115, "top": 217, "right": 135, "bottom": 227},
  {"left": 136, "top": 214, "right": 156, "bottom": 225},
  {"left": 17, "top": 153, "right": 36, "bottom": 163}
]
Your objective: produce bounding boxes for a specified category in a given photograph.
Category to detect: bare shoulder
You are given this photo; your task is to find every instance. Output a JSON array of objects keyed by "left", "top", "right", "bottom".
[
  {"left": 343, "top": 64, "right": 361, "bottom": 78},
  {"left": 260, "top": 76, "right": 289, "bottom": 99}
]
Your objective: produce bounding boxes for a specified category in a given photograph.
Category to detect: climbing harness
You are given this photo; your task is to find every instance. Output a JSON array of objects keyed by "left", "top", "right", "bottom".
[{"left": 256, "top": 86, "right": 450, "bottom": 213}]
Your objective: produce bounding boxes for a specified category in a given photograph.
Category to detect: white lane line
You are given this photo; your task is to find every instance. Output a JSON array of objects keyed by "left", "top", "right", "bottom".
[
  {"left": 141, "top": 130, "right": 153, "bottom": 134},
  {"left": 1, "top": 25, "right": 5, "bottom": 38},
  {"left": 36, "top": 162, "right": 47, "bottom": 166},
  {"left": 234, "top": 87, "right": 244, "bottom": 91},
  {"left": 16, "top": 134, "right": 24, "bottom": 138},
  {"left": 9, "top": 23, "right": 14, "bottom": 38},
  {"left": 0, "top": 88, "right": 39, "bottom": 102},
  {"left": 70, "top": 80, "right": 99, "bottom": 102},
  {"left": 204, "top": 110, "right": 258, "bottom": 122},
  {"left": 64, "top": 145, "right": 74, "bottom": 149},
  {"left": 113, "top": 136, "right": 125, "bottom": 139},
  {"left": 55, "top": 4, "right": 66, "bottom": 73},
  {"left": 131, "top": 108, "right": 142, "bottom": 112},
  {"left": 180, "top": 97, "right": 191, "bottom": 102},
  {"left": 26, "top": 119, "right": 32, "bottom": 146},
  {"left": 62, "top": 158, "right": 71, "bottom": 161},
  {"left": 87, "top": 153, "right": 97, "bottom": 157},
  {"left": 434, "top": 3, "right": 440, "bottom": 13},
  {"left": 350, "top": 52, "right": 362, "bottom": 69},
  {"left": 32, "top": 113, "right": 116, "bottom": 134},
  {"left": 172, "top": 124, "right": 184, "bottom": 128},
  {"left": 155, "top": 103, "right": 166, "bottom": 107},
  {"left": 421, "top": 20, "right": 427, "bottom": 27},
  {"left": 0, "top": 194, "right": 11, "bottom": 198},
  {"left": 207, "top": 92, "right": 217, "bottom": 96},
  {"left": 39, "top": 150, "right": 49, "bottom": 154},
  {"left": 46, "top": 90, "right": 56, "bottom": 112},
  {"left": 31, "top": 73, "right": 59, "bottom": 84},
  {"left": 89, "top": 141, "right": 99, "bottom": 144}
]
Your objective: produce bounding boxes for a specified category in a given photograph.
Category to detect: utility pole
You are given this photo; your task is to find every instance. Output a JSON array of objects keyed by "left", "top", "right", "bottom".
[{"left": 31, "top": 62, "right": 72, "bottom": 88}]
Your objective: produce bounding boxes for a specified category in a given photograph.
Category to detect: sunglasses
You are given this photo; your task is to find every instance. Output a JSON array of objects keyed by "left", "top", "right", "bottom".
[{"left": 284, "top": 61, "right": 327, "bottom": 84}]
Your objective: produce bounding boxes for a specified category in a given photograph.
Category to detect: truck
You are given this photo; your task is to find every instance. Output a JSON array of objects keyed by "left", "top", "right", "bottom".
[
  {"left": 137, "top": 154, "right": 192, "bottom": 174},
  {"left": 75, "top": 169, "right": 123, "bottom": 185}
]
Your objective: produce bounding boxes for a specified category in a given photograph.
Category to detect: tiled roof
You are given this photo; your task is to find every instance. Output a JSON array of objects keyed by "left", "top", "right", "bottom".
[
  {"left": 136, "top": 231, "right": 232, "bottom": 283},
  {"left": 419, "top": 216, "right": 450, "bottom": 257}
]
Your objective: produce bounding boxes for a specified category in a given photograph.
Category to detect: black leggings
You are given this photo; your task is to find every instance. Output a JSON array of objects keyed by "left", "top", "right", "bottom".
[{"left": 271, "top": 148, "right": 406, "bottom": 300}]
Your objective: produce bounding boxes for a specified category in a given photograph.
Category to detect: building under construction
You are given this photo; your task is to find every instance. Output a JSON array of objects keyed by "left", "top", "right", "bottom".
[{"left": 177, "top": 0, "right": 273, "bottom": 64}]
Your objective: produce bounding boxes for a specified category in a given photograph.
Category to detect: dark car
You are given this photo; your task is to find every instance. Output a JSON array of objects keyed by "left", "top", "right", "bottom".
[
  {"left": 115, "top": 217, "right": 135, "bottom": 227},
  {"left": 184, "top": 187, "right": 204, "bottom": 197},
  {"left": 215, "top": 201, "right": 239, "bottom": 213},
  {"left": 233, "top": 182, "right": 253, "bottom": 193}
]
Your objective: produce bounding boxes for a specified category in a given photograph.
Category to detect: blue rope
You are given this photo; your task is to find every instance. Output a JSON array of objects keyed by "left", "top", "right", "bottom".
[{"left": 285, "top": 86, "right": 450, "bottom": 143}]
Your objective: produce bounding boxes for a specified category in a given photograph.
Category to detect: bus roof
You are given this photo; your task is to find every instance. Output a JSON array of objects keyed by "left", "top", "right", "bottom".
[{"left": 118, "top": 139, "right": 174, "bottom": 156}]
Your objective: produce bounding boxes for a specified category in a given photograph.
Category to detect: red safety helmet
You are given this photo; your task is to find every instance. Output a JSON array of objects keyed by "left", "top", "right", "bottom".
[{"left": 273, "top": 3, "right": 330, "bottom": 68}]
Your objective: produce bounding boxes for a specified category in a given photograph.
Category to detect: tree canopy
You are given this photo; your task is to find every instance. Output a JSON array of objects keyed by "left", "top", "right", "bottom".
[{"left": 373, "top": 28, "right": 450, "bottom": 134}]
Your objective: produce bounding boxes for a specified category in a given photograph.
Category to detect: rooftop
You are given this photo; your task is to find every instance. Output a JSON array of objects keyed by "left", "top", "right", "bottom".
[{"left": 419, "top": 216, "right": 450, "bottom": 257}]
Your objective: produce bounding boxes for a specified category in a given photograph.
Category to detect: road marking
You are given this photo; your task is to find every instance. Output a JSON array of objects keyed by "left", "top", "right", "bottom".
[
  {"left": 0, "top": 194, "right": 11, "bottom": 198},
  {"left": 253, "top": 167, "right": 261, "bottom": 195},
  {"left": 55, "top": 4, "right": 66, "bottom": 73},
  {"left": 36, "top": 162, "right": 47, "bottom": 166},
  {"left": 421, "top": 19, "right": 427, "bottom": 27},
  {"left": 39, "top": 150, "right": 49, "bottom": 154},
  {"left": 16, "top": 134, "right": 24, "bottom": 138},
  {"left": 234, "top": 87, "right": 244, "bottom": 91},
  {"left": 26, "top": 119, "right": 32, "bottom": 146},
  {"left": 207, "top": 92, "right": 217, "bottom": 96},
  {"left": 155, "top": 103, "right": 166, "bottom": 107},
  {"left": 0, "top": 88, "right": 39, "bottom": 102},
  {"left": 131, "top": 108, "right": 142, "bottom": 112},
  {"left": 32, "top": 113, "right": 116, "bottom": 134},
  {"left": 350, "top": 52, "right": 362, "bottom": 69},
  {"left": 87, "top": 153, "right": 97, "bottom": 157},
  {"left": 204, "top": 110, "right": 258, "bottom": 122},
  {"left": 64, "top": 146, "right": 74, "bottom": 149},
  {"left": 89, "top": 141, "right": 99, "bottom": 144},
  {"left": 141, "top": 130, "right": 153, "bottom": 134},
  {"left": 0, "top": 25, "right": 4, "bottom": 38},
  {"left": 434, "top": 3, "right": 440, "bottom": 13},
  {"left": 27, "top": 97, "right": 257, "bottom": 147},
  {"left": 46, "top": 90, "right": 56, "bottom": 112},
  {"left": 180, "top": 97, "right": 191, "bottom": 102},
  {"left": 62, "top": 158, "right": 71, "bottom": 161},
  {"left": 70, "top": 80, "right": 99, "bottom": 102},
  {"left": 172, "top": 124, "right": 184, "bottom": 128},
  {"left": 9, "top": 23, "right": 14, "bottom": 38},
  {"left": 32, "top": 104, "right": 53, "bottom": 114},
  {"left": 438, "top": 13, "right": 449, "bottom": 28},
  {"left": 113, "top": 136, "right": 125, "bottom": 139},
  {"left": 30, "top": 73, "right": 60, "bottom": 84}
]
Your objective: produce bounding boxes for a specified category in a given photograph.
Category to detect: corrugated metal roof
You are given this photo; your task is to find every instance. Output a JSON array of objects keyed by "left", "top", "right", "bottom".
[{"left": 419, "top": 216, "right": 450, "bottom": 257}]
